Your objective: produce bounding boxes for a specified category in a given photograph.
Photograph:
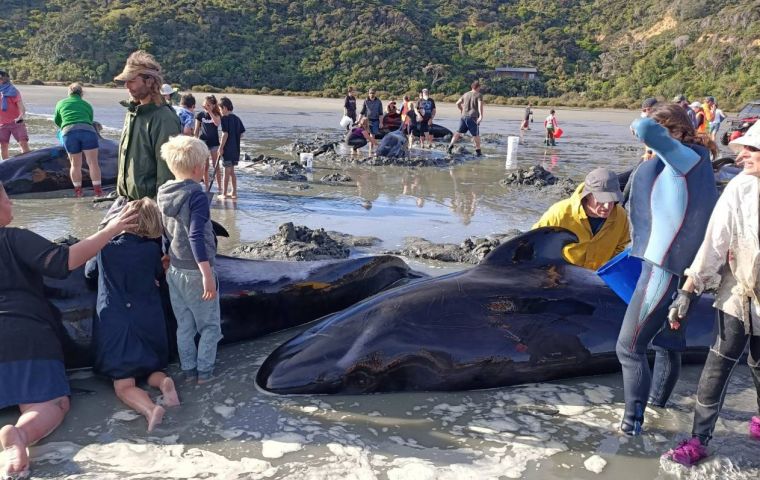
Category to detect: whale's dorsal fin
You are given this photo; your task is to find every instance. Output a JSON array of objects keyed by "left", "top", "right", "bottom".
[
  {"left": 479, "top": 227, "right": 578, "bottom": 268},
  {"left": 211, "top": 220, "right": 230, "bottom": 238}
]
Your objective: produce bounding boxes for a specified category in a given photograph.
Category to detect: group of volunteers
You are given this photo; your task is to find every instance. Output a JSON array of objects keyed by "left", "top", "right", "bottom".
[
  {"left": 0, "top": 69, "right": 245, "bottom": 200},
  {"left": 536, "top": 97, "right": 760, "bottom": 467},
  {"left": 343, "top": 80, "right": 484, "bottom": 157},
  {"left": 0, "top": 51, "right": 226, "bottom": 479},
  {"left": 165, "top": 89, "right": 246, "bottom": 199}
]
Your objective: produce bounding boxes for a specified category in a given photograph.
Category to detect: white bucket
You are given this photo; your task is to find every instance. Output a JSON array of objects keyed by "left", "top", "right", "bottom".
[
  {"left": 339, "top": 115, "right": 353, "bottom": 129},
  {"left": 506, "top": 136, "right": 519, "bottom": 169},
  {"left": 300, "top": 152, "right": 314, "bottom": 172}
]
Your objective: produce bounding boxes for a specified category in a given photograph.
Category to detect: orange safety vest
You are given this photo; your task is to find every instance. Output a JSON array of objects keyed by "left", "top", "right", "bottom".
[{"left": 696, "top": 109, "right": 707, "bottom": 133}]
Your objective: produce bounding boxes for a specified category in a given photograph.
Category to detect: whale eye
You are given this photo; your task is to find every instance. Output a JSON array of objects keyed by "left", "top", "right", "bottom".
[{"left": 345, "top": 367, "right": 378, "bottom": 393}]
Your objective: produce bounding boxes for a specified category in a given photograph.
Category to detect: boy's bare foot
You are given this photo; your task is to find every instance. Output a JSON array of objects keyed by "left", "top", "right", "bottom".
[
  {"left": 0, "top": 425, "right": 29, "bottom": 479},
  {"left": 147, "top": 405, "right": 165, "bottom": 432},
  {"left": 229, "top": 193, "right": 237, "bottom": 199},
  {"left": 160, "top": 377, "right": 180, "bottom": 407},
  {"left": 217, "top": 193, "right": 228, "bottom": 199}
]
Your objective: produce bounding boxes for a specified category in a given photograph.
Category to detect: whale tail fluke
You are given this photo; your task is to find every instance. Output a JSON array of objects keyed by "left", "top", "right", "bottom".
[{"left": 479, "top": 227, "right": 577, "bottom": 268}]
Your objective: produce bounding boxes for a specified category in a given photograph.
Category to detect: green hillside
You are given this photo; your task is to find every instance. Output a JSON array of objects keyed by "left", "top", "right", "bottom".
[{"left": 1, "top": 0, "right": 759, "bottom": 108}]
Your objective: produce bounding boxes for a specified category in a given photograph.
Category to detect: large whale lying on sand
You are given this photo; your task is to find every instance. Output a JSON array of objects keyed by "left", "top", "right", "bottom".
[
  {"left": 0, "top": 137, "right": 118, "bottom": 196},
  {"left": 257, "top": 228, "right": 717, "bottom": 395},
  {"left": 46, "top": 253, "right": 417, "bottom": 369}
]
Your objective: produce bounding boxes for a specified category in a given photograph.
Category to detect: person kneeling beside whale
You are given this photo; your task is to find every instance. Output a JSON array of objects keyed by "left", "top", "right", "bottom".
[
  {"left": 532, "top": 167, "right": 630, "bottom": 270},
  {"left": 85, "top": 197, "right": 180, "bottom": 433},
  {"left": 0, "top": 181, "right": 138, "bottom": 480}
]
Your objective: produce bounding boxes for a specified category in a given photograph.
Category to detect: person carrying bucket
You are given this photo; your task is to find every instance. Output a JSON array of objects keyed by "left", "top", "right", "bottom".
[
  {"left": 544, "top": 109, "right": 559, "bottom": 146},
  {"left": 533, "top": 167, "right": 629, "bottom": 270},
  {"left": 616, "top": 102, "right": 718, "bottom": 437}
]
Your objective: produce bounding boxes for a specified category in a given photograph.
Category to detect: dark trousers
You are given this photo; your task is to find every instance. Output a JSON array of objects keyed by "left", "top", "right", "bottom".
[
  {"left": 616, "top": 262, "right": 685, "bottom": 433},
  {"left": 545, "top": 128, "right": 556, "bottom": 145},
  {"left": 693, "top": 310, "right": 760, "bottom": 444}
]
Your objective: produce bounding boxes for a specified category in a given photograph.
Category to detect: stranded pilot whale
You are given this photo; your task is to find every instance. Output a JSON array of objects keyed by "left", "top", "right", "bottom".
[
  {"left": 45, "top": 253, "right": 418, "bottom": 369},
  {"left": 256, "top": 227, "right": 717, "bottom": 395},
  {"left": 0, "top": 137, "right": 118, "bottom": 196}
]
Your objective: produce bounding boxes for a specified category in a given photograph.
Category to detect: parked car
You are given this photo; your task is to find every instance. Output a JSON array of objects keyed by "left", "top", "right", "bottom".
[{"left": 721, "top": 99, "right": 760, "bottom": 145}]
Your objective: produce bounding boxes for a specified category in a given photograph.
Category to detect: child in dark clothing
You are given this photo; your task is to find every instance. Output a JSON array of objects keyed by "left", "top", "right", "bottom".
[
  {"left": 157, "top": 136, "right": 222, "bottom": 385},
  {"left": 218, "top": 96, "right": 245, "bottom": 199},
  {"left": 85, "top": 198, "right": 180, "bottom": 432}
]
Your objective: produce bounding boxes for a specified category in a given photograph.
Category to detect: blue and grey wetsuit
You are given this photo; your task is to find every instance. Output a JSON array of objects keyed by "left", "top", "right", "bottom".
[{"left": 616, "top": 117, "right": 718, "bottom": 434}]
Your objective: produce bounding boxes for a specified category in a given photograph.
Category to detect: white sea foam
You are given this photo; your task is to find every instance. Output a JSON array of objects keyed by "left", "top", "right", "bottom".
[
  {"left": 584, "top": 454, "right": 607, "bottom": 473},
  {"left": 260, "top": 433, "right": 305, "bottom": 458}
]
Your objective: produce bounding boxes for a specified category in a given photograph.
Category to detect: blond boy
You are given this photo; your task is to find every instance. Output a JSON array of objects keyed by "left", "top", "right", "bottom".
[{"left": 157, "top": 136, "right": 222, "bottom": 384}]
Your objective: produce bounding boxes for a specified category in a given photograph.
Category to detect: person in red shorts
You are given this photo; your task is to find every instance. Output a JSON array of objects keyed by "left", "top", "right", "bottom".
[{"left": 0, "top": 71, "right": 29, "bottom": 161}]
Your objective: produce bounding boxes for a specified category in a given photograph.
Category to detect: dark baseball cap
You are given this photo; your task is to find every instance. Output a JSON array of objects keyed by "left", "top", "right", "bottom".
[
  {"left": 0, "top": 70, "right": 7, "bottom": 78},
  {"left": 583, "top": 168, "right": 623, "bottom": 203},
  {"left": 673, "top": 94, "right": 687, "bottom": 103},
  {"left": 641, "top": 97, "right": 658, "bottom": 109}
]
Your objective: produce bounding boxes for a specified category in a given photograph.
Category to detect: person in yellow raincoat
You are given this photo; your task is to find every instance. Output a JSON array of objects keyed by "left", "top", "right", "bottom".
[{"left": 533, "top": 168, "right": 630, "bottom": 270}]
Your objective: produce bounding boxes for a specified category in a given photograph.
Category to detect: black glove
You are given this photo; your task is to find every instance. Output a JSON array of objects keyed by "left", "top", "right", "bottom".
[{"left": 667, "top": 289, "right": 695, "bottom": 330}]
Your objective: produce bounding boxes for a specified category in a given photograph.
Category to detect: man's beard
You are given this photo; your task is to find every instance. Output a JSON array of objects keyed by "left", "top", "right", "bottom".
[{"left": 130, "top": 89, "right": 150, "bottom": 102}]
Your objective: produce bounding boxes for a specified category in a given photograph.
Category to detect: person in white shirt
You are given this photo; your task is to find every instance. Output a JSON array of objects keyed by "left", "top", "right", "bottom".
[{"left": 663, "top": 120, "right": 760, "bottom": 466}]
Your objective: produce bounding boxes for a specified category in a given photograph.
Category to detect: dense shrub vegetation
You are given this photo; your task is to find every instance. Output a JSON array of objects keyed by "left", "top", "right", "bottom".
[{"left": 2, "top": 0, "right": 758, "bottom": 108}]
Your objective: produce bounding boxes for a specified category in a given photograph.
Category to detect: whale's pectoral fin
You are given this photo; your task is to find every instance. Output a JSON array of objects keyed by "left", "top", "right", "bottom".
[{"left": 479, "top": 227, "right": 577, "bottom": 268}]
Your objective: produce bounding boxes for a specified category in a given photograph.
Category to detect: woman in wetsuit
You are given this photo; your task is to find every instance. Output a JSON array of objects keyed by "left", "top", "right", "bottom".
[{"left": 616, "top": 103, "right": 718, "bottom": 435}]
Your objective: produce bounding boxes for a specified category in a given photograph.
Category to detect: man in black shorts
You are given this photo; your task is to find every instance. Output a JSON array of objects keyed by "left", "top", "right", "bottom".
[
  {"left": 416, "top": 88, "right": 436, "bottom": 148},
  {"left": 447, "top": 81, "right": 483, "bottom": 156},
  {"left": 218, "top": 96, "right": 245, "bottom": 199}
]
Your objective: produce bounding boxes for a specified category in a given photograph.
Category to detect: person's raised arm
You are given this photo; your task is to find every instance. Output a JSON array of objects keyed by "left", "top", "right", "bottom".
[
  {"left": 630, "top": 117, "right": 700, "bottom": 174},
  {"left": 68, "top": 205, "right": 139, "bottom": 270}
]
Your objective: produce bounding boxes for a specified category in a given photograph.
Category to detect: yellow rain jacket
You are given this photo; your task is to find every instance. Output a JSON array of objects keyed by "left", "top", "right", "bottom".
[{"left": 532, "top": 183, "right": 630, "bottom": 270}]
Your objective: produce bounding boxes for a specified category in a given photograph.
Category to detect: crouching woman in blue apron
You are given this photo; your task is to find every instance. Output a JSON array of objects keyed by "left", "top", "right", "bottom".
[{"left": 617, "top": 103, "right": 718, "bottom": 435}]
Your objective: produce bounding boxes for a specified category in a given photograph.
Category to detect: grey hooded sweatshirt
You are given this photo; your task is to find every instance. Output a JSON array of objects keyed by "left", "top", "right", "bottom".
[{"left": 157, "top": 179, "right": 215, "bottom": 270}]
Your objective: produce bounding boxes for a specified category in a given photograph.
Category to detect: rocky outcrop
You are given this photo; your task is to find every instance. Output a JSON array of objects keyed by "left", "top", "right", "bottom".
[
  {"left": 386, "top": 230, "right": 522, "bottom": 264},
  {"left": 320, "top": 173, "right": 352, "bottom": 183},
  {"left": 288, "top": 135, "right": 342, "bottom": 156},
  {"left": 500, "top": 165, "right": 577, "bottom": 196},
  {"left": 231, "top": 223, "right": 381, "bottom": 261}
]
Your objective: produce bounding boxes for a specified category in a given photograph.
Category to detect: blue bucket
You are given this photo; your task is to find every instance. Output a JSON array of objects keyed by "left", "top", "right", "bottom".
[{"left": 597, "top": 247, "right": 643, "bottom": 304}]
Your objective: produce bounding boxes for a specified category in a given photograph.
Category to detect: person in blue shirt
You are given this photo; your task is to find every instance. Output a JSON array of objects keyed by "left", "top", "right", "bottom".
[{"left": 177, "top": 94, "right": 196, "bottom": 136}]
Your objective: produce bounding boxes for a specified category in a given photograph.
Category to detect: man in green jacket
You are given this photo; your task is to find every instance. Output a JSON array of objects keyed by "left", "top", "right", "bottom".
[{"left": 113, "top": 50, "right": 181, "bottom": 200}]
